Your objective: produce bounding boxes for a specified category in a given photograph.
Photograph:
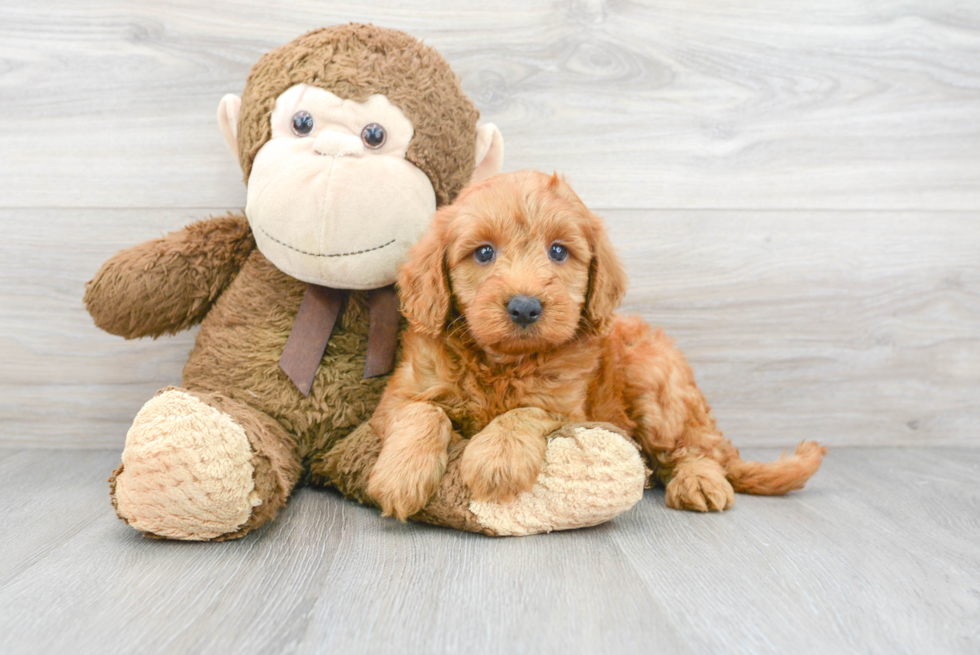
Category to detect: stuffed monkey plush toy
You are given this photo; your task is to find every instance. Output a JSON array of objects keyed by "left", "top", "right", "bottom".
[{"left": 85, "top": 25, "right": 646, "bottom": 540}]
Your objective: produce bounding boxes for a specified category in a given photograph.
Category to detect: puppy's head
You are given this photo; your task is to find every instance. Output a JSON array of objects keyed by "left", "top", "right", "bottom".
[{"left": 398, "top": 170, "right": 627, "bottom": 356}]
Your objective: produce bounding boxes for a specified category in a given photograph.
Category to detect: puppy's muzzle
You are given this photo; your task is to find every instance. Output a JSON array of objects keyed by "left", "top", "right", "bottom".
[{"left": 507, "top": 295, "right": 542, "bottom": 327}]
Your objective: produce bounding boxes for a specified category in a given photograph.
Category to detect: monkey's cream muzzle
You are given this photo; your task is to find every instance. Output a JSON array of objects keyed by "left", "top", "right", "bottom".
[
  {"left": 244, "top": 84, "right": 437, "bottom": 290},
  {"left": 312, "top": 131, "right": 364, "bottom": 158}
]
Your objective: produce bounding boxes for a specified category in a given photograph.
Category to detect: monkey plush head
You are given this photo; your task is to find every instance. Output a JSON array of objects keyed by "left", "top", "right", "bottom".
[{"left": 216, "top": 24, "right": 503, "bottom": 289}]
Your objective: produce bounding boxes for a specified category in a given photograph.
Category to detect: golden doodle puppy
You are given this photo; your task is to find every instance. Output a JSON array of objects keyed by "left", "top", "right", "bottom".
[{"left": 367, "top": 170, "right": 825, "bottom": 521}]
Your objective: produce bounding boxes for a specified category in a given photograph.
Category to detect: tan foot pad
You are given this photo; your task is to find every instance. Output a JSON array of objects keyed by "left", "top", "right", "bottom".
[
  {"left": 113, "top": 389, "right": 261, "bottom": 540},
  {"left": 469, "top": 425, "right": 646, "bottom": 536}
]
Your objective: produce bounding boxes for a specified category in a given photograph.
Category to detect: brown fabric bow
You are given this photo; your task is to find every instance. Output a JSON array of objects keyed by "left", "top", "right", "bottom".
[{"left": 279, "top": 284, "right": 399, "bottom": 397}]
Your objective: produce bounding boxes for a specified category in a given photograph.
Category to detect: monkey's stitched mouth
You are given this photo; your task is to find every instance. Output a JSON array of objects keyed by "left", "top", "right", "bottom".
[{"left": 259, "top": 227, "right": 396, "bottom": 258}]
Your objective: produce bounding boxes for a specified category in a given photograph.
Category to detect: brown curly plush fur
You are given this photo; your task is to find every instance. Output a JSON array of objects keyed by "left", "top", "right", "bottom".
[
  {"left": 181, "top": 243, "right": 393, "bottom": 461},
  {"left": 85, "top": 214, "right": 255, "bottom": 339},
  {"left": 237, "top": 24, "right": 480, "bottom": 207},
  {"left": 89, "top": 214, "right": 387, "bottom": 473},
  {"left": 371, "top": 170, "right": 826, "bottom": 514}
]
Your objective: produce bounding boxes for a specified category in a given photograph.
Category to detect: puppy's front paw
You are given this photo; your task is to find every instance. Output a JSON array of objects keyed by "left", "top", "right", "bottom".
[
  {"left": 460, "top": 431, "right": 547, "bottom": 503},
  {"left": 368, "top": 446, "right": 447, "bottom": 522},
  {"left": 665, "top": 459, "right": 734, "bottom": 512},
  {"left": 367, "top": 405, "right": 452, "bottom": 522}
]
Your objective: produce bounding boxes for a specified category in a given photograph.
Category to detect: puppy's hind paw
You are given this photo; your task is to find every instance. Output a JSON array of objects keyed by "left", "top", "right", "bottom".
[{"left": 665, "top": 459, "right": 734, "bottom": 512}]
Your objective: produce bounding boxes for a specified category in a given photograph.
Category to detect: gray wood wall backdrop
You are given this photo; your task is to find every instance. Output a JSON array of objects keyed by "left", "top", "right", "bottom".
[{"left": 1, "top": 0, "right": 978, "bottom": 448}]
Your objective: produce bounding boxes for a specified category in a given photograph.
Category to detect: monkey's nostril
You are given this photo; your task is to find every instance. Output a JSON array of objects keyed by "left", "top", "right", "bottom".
[{"left": 506, "top": 295, "right": 543, "bottom": 327}]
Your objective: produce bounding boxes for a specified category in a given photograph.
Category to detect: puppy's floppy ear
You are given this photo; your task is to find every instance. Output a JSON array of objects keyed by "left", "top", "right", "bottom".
[
  {"left": 397, "top": 206, "right": 454, "bottom": 337},
  {"left": 584, "top": 210, "right": 628, "bottom": 335}
]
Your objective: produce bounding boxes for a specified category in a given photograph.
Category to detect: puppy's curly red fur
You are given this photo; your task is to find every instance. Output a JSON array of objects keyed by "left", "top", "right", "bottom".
[{"left": 367, "top": 170, "right": 825, "bottom": 519}]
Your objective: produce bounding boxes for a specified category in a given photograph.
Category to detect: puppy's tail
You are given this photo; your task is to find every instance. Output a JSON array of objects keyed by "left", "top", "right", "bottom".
[{"left": 725, "top": 441, "right": 826, "bottom": 495}]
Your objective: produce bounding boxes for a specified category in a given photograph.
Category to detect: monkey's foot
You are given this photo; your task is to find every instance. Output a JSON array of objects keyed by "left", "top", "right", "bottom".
[
  {"left": 111, "top": 389, "right": 268, "bottom": 540},
  {"left": 466, "top": 424, "right": 646, "bottom": 536}
]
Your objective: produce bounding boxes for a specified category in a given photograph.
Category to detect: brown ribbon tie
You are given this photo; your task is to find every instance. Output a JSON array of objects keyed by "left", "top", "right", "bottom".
[
  {"left": 279, "top": 284, "right": 400, "bottom": 397},
  {"left": 363, "top": 285, "right": 400, "bottom": 379}
]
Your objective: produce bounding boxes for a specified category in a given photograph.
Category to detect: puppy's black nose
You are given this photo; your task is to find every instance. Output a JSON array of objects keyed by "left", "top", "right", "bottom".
[{"left": 507, "top": 295, "right": 542, "bottom": 327}]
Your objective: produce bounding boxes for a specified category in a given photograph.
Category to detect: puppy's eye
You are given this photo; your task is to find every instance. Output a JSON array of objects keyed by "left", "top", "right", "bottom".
[
  {"left": 474, "top": 245, "right": 495, "bottom": 264},
  {"left": 549, "top": 243, "right": 569, "bottom": 262},
  {"left": 361, "top": 123, "right": 386, "bottom": 149},
  {"left": 291, "top": 111, "right": 315, "bottom": 136}
]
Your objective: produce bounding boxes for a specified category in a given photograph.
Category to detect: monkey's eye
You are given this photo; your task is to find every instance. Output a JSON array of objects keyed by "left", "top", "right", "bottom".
[
  {"left": 361, "top": 123, "right": 386, "bottom": 149},
  {"left": 474, "top": 245, "right": 495, "bottom": 264},
  {"left": 291, "top": 111, "right": 315, "bottom": 137},
  {"left": 549, "top": 243, "right": 569, "bottom": 262}
]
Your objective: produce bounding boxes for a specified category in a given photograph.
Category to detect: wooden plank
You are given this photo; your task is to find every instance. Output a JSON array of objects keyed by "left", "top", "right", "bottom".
[
  {"left": 2, "top": 208, "right": 976, "bottom": 448},
  {"left": 610, "top": 210, "right": 980, "bottom": 447},
  {"left": 0, "top": 0, "right": 978, "bottom": 210},
  {"left": 0, "top": 450, "right": 118, "bottom": 588},
  {"left": 0, "top": 450, "right": 353, "bottom": 654},
  {"left": 0, "top": 448, "right": 977, "bottom": 654},
  {"left": 0, "top": 208, "right": 205, "bottom": 448},
  {"left": 611, "top": 447, "right": 980, "bottom": 655}
]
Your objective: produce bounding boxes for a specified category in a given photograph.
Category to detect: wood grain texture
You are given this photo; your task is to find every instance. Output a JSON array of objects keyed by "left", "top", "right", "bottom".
[
  {"left": 1, "top": 209, "right": 203, "bottom": 448},
  {"left": 0, "top": 0, "right": 978, "bottom": 210},
  {"left": 1, "top": 1, "right": 978, "bottom": 449},
  {"left": 611, "top": 210, "right": 980, "bottom": 447},
  {"left": 0, "top": 447, "right": 977, "bottom": 654},
  {"left": 3, "top": 208, "right": 976, "bottom": 448}
]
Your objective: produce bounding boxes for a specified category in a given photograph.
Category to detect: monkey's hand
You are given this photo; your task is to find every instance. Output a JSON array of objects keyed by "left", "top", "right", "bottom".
[{"left": 85, "top": 213, "right": 254, "bottom": 339}]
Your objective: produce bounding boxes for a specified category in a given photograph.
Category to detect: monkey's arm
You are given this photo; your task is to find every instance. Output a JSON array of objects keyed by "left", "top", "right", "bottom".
[{"left": 84, "top": 213, "right": 255, "bottom": 339}]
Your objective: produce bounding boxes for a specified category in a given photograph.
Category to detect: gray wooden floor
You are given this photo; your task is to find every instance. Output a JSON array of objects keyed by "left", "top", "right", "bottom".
[{"left": 0, "top": 447, "right": 977, "bottom": 655}]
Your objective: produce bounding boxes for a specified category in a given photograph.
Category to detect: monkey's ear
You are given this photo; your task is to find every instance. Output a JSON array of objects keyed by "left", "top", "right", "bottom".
[
  {"left": 584, "top": 211, "right": 628, "bottom": 335},
  {"left": 469, "top": 124, "right": 504, "bottom": 186},
  {"left": 397, "top": 207, "right": 454, "bottom": 337},
  {"left": 217, "top": 94, "right": 242, "bottom": 160}
]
